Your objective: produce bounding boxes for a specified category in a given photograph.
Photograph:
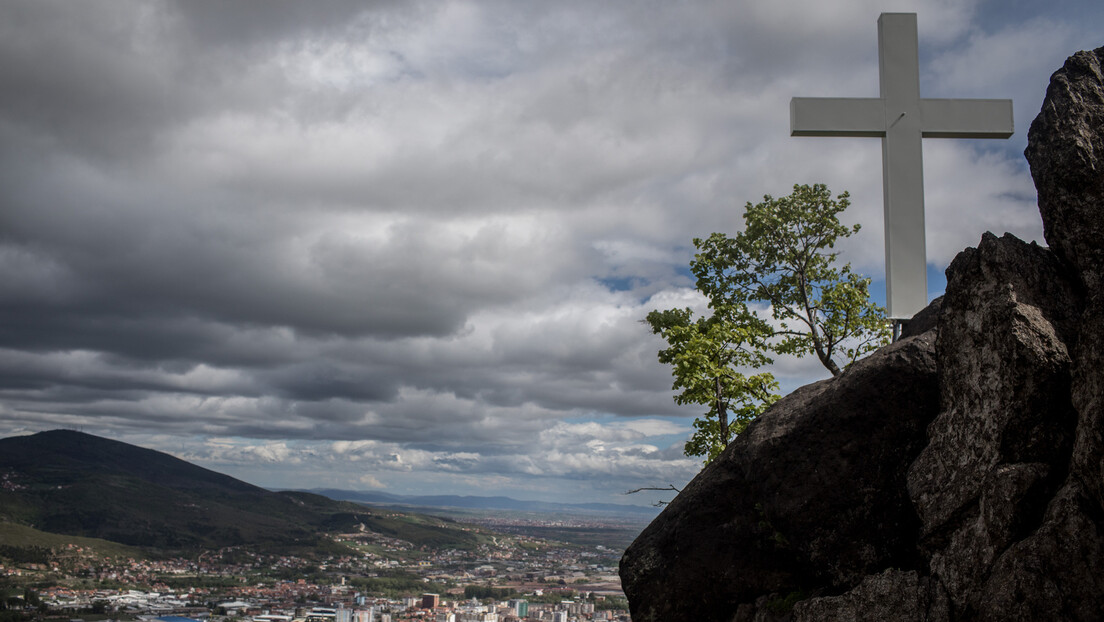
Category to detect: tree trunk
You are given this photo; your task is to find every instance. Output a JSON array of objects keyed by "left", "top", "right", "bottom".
[
  {"left": 799, "top": 273, "right": 842, "bottom": 376},
  {"left": 716, "top": 376, "right": 730, "bottom": 445},
  {"left": 819, "top": 348, "right": 842, "bottom": 376}
]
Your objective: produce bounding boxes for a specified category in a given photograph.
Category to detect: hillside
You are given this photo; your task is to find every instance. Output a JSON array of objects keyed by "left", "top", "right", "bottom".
[
  {"left": 0, "top": 430, "right": 479, "bottom": 553},
  {"left": 0, "top": 521, "right": 145, "bottom": 559}
]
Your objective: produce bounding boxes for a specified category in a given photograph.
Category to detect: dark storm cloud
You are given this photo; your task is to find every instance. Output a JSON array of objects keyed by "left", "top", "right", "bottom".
[
  {"left": 0, "top": 152, "right": 513, "bottom": 344},
  {"left": 0, "top": 1, "right": 415, "bottom": 162},
  {"left": 0, "top": 3, "right": 190, "bottom": 161}
]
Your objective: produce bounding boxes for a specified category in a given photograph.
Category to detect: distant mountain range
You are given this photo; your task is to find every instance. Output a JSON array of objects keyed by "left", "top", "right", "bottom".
[
  {"left": 303, "top": 488, "right": 660, "bottom": 519},
  {"left": 0, "top": 430, "right": 482, "bottom": 552}
]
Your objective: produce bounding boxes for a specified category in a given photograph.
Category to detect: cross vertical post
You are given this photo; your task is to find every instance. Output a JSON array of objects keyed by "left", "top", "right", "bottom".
[
  {"left": 879, "top": 13, "right": 927, "bottom": 321},
  {"left": 790, "top": 13, "right": 1013, "bottom": 321}
]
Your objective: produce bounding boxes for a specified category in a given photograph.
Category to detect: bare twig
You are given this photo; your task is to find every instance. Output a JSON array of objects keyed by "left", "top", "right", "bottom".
[{"left": 624, "top": 484, "right": 682, "bottom": 507}]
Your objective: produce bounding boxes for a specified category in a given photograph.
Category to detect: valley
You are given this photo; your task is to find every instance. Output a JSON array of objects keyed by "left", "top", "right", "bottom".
[{"left": 0, "top": 431, "right": 643, "bottom": 621}]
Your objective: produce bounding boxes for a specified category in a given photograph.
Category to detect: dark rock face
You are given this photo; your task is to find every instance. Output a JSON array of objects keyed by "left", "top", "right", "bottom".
[
  {"left": 621, "top": 47, "right": 1104, "bottom": 621},
  {"left": 1026, "top": 46, "right": 1104, "bottom": 533},
  {"left": 792, "top": 569, "right": 949, "bottom": 621},
  {"left": 620, "top": 333, "right": 940, "bottom": 622},
  {"left": 901, "top": 233, "right": 1092, "bottom": 620},
  {"left": 1025, "top": 47, "right": 1104, "bottom": 291}
]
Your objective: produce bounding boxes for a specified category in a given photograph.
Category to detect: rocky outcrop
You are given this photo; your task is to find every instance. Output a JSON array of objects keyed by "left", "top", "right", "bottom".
[
  {"left": 1025, "top": 47, "right": 1104, "bottom": 292},
  {"left": 621, "top": 329, "right": 940, "bottom": 621},
  {"left": 621, "top": 47, "right": 1104, "bottom": 621},
  {"left": 1026, "top": 46, "right": 1104, "bottom": 533},
  {"left": 899, "top": 232, "right": 1090, "bottom": 621}
]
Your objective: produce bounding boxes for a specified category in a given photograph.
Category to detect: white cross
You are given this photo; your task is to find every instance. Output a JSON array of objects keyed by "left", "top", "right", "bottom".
[{"left": 791, "top": 13, "right": 1013, "bottom": 320}]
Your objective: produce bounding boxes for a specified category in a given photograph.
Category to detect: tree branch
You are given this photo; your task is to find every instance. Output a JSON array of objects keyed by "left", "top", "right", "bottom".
[{"left": 624, "top": 484, "right": 683, "bottom": 507}]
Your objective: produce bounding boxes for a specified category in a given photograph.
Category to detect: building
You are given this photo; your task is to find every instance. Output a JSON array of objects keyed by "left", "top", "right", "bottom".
[
  {"left": 507, "top": 600, "right": 528, "bottom": 617},
  {"left": 305, "top": 608, "right": 337, "bottom": 622},
  {"left": 421, "top": 594, "right": 440, "bottom": 610}
]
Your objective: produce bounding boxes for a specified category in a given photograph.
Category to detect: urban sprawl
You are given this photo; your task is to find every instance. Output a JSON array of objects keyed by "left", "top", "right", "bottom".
[{"left": 2, "top": 518, "right": 632, "bottom": 622}]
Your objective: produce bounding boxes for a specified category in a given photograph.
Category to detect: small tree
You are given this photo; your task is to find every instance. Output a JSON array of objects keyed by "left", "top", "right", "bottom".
[
  {"left": 646, "top": 183, "right": 887, "bottom": 466},
  {"left": 693, "top": 183, "right": 889, "bottom": 376},
  {"left": 644, "top": 302, "right": 779, "bottom": 463}
]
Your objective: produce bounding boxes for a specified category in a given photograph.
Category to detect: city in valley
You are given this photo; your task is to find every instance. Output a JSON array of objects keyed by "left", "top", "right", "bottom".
[{"left": 0, "top": 512, "right": 636, "bottom": 622}]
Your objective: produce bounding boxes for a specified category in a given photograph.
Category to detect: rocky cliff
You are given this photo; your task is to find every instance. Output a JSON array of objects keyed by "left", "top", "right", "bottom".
[{"left": 620, "top": 47, "right": 1104, "bottom": 621}]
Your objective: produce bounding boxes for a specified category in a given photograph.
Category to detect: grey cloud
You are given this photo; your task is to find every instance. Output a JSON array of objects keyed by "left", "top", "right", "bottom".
[
  {"left": 263, "top": 364, "right": 396, "bottom": 403},
  {"left": 0, "top": 179, "right": 510, "bottom": 344},
  {"left": 170, "top": 0, "right": 385, "bottom": 49},
  {"left": 0, "top": 3, "right": 198, "bottom": 162}
]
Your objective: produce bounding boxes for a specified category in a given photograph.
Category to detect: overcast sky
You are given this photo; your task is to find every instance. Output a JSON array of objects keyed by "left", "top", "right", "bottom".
[{"left": 1, "top": 0, "right": 1100, "bottom": 507}]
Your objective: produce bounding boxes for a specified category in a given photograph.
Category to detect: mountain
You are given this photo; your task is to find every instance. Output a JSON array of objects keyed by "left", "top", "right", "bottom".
[
  {"left": 620, "top": 47, "right": 1104, "bottom": 622},
  {"left": 0, "top": 430, "right": 474, "bottom": 552},
  {"left": 304, "top": 488, "right": 660, "bottom": 519}
]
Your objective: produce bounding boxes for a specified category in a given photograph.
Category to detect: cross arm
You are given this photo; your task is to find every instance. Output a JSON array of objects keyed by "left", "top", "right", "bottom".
[
  {"left": 919, "top": 98, "right": 1013, "bottom": 138},
  {"left": 791, "top": 97, "right": 885, "bottom": 137}
]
